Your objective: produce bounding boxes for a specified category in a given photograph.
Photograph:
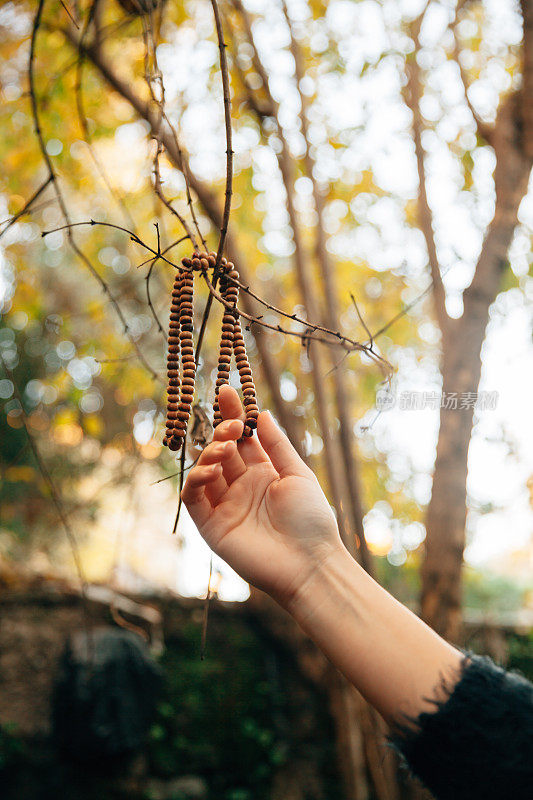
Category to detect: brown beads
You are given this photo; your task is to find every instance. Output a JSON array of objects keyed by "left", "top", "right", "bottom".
[
  {"left": 212, "top": 260, "right": 258, "bottom": 437},
  {"left": 213, "top": 256, "right": 233, "bottom": 429},
  {"left": 233, "top": 316, "right": 258, "bottom": 436},
  {"left": 163, "top": 251, "right": 259, "bottom": 451},
  {"left": 163, "top": 256, "right": 198, "bottom": 451},
  {"left": 163, "top": 270, "right": 183, "bottom": 451}
]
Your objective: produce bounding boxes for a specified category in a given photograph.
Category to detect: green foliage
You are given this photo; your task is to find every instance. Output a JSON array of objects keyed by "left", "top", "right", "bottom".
[
  {"left": 147, "top": 620, "right": 340, "bottom": 799},
  {"left": 464, "top": 569, "right": 527, "bottom": 614},
  {"left": 0, "top": 724, "right": 26, "bottom": 772},
  {"left": 507, "top": 631, "right": 533, "bottom": 682}
]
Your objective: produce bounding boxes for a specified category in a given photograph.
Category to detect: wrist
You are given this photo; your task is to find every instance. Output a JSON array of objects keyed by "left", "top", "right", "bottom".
[{"left": 282, "top": 542, "right": 360, "bottom": 627}]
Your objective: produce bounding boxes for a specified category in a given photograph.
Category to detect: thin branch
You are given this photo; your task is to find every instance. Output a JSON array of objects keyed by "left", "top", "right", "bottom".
[
  {"left": 350, "top": 293, "right": 374, "bottom": 346},
  {"left": 75, "top": 1, "right": 138, "bottom": 232},
  {"left": 0, "top": 175, "right": 53, "bottom": 239},
  {"left": 42, "top": 218, "right": 391, "bottom": 373},
  {"left": 402, "top": 12, "right": 449, "bottom": 334},
  {"left": 153, "top": 141, "right": 196, "bottom": 247},
  {"left": 450, "top": 2, "right": 493, "bottom": 143},
  {"left": 211, "top": 0, "right": 233, "bottom": 266},
  {"left": 138, "top": 11, "right": 205, "bottom": 251},
  {"left": 60, "top": 0, "right": 79, "bottom": 28},
  {"left": 369, "top": 265, "right": 453, "bottom": 341},
  {"left": 192, "top": 0, "right": 235, "bottom": 375},
  {"left": 149, "top": 456, "right": 200, "bottom": 485},
  {"left": 145, "top": 256, "right": 167, "bottom": 339}
]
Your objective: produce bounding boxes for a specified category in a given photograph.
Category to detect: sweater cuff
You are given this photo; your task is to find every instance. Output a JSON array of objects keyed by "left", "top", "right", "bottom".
[{"left": 389, "top": 653, "right": 533, "bottom": 800}]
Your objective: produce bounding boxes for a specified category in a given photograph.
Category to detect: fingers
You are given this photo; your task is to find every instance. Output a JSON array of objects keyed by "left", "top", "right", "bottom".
[
  {"left": 257, "top": 410, "right": 311, "bottom": 478},
  {"left": 181, "top": 463, "right": 222, "bottom": 527},
  {"left": 218, "top": 384, "right": 245, "bottom": 422},
  {"left": 198, "top": 438, "right": 246, "bottom": 486},
  {"left": 213, "top": 417, "right": 244, "bottom": 443},
  {"left": 219, "top": 384, "right": 270, "bottom": 467}
]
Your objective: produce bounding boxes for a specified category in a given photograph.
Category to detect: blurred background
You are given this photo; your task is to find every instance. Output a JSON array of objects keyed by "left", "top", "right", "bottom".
[{"left": 0, "top": 0, "right": 532, "bottom": 798}]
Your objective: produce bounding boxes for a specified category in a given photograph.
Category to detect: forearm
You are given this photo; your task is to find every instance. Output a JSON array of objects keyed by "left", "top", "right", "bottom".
[{"left": 284, "top": 543, "right": 462, "bottom": 724}]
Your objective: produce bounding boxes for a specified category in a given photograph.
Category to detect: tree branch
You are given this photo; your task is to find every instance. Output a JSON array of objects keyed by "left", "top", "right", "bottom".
[
  {"left": 520, "top": 0, "right": 533, "bottom": 158},
  {"left": 402, "top": 14, "right": 449, "bottom": 335},
  {"left": 450, "top": 3, "right": 493, "bottom": 144},
  {"left": 0, "top": 175, "right": 53, "bottom": 239}
]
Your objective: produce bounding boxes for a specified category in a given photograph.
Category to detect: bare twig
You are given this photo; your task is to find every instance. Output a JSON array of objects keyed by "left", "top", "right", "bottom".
[
  {"left": 450, "top": 3, "right": 493, "bottom": 143},
  {"left": 211, "top": 0, "right": 233, "bottom": 267},
  {"left": 0, "top": 176, "right": 53, "bottom": 239},
  {"left": 139, "top": 10, "right": 204, "bottom": 251},
  {"left": 402, "top": 11, "right": 448, "bottom": 335},
  {"left": 60, "top": 0, "right": 79, "bottom": 28},
  {"left": 42, "top": 219, "right": 392, "bottom": 372},
  {"left": 153, "top": 141, "right": 196, "bottom": 248},
  {"left": 74, "top": 0, "right": 138, "bottom": 231},
  {"left": 369, "top": 265, "right": 453, "bottom": 341}
]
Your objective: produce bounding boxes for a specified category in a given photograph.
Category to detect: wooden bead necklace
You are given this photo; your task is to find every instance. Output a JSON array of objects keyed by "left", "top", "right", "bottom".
[{"left": 163, "top": 252, "right": 259, "bottom": 451}]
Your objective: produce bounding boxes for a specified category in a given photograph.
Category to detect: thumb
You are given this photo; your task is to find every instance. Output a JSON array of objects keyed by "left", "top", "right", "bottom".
[{"left": 257, "top": 411, "right": 310, "bottom": 478}]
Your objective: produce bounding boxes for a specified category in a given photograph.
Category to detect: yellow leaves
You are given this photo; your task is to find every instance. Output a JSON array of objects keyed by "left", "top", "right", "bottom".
[
  {"left": 51, "top": 408, "right": 82, "bottom": 447},
  {"left": 4, "top": 466, "right": 36, "bottom": 483},
  {"left": 461, "top": 150, "right": 474, "bottom": 191},
  {"left": 404, "top": 199, "right": 419, "bottom": 227},
  {"left": 54, "top": 407, "right": 76, "bottom": 427},
  {"left": 87, "top": 300, "right": 105, "bottom": 321},
  {"left": 109, "top": 361, "right": 155, "bottom": 406},
  {"left": 140, "top": 440, "right": 162, "bottom": 460},
  {"left": 4, "top": 145, "right": 31, "bottom": 172},
  {"left": 53, "top": 423, "right": 84, "bottom": 447},
  {"left": 356, "top": 169, "right": 383, "bottom": 196},
  {"left": 9, "top": 194, "right": 26, "bottom": 209},
  {"left": 47, "top": 31, "right": 65, "bottom": 51},
  {"left": 84, "top": 414, "right": 104, "bottom": 438},
  {"left": 15, "top": 282, "right": 39, "bottom": 310}
]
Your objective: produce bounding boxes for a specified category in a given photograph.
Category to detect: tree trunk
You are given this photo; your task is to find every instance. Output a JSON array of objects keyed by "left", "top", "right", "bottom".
[
  {"left": 285, "top": 10, "right": 373, "bottom": 570},
  {"left": 422, "top": 94, "right": 531, "bottom": 640}
]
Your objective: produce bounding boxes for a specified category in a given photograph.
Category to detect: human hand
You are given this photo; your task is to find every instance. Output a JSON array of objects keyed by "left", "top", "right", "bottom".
[{"left": 181, "top": 385, "right": 343, "bottom": 607}]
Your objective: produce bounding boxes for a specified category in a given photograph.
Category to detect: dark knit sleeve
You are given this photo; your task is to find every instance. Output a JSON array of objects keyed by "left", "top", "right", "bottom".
[{"left": 390, "top": 654, "right": 533, "bottom": 800}]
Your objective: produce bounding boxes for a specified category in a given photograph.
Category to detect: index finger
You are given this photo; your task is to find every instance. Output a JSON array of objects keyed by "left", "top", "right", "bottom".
[{"left": 218, "top": 384, "right": 270, "bottom": 467}]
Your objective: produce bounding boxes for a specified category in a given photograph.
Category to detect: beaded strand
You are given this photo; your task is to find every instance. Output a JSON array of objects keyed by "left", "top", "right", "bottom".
[
  {"left": 225, "top": 264, "right": 259, "bottom": 437},
  {"left": 162, "top": 251, "right": 259, "bottom": 451},
  {"left": 213, "top": 259, "right": 234, "bottom": 428},
  {"left": 163, "top": 270, "right": 183, "bottom": 450},
  {"left": 173, "top": 259, "right": 196, "bottom": 448}
]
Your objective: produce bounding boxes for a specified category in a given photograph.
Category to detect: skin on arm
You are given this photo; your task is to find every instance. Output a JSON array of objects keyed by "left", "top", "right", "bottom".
[{"left": 182, "top": 385, "right": 463, "bottom": 725}]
